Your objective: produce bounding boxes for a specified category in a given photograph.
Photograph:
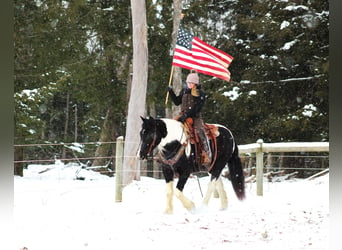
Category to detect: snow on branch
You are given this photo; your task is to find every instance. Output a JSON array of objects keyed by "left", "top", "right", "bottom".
[{"left": 238, "top": 74, "right": 325, "bottom": 85}]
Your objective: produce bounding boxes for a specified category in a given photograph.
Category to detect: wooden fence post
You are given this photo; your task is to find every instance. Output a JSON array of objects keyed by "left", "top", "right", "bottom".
[
  {"left": 115, "top": 136, "right": 124, "bottom": 202},
  {"left": 256, "top": 139, "right": 264, "bottom": 196}
]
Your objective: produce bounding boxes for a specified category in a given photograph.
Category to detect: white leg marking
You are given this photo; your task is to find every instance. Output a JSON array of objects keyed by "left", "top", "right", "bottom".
[
  {"left": 165, "top": 181, "right": 174, "bottom": 214},
  {"left": 215, "top": 177, "right": 228, "bottom": 210},
  {"left": 174, "top": 188, "right": 195, "bottom": 211},
  {"left": 203, "top": 180, "right": 216, "bottom": 206}
]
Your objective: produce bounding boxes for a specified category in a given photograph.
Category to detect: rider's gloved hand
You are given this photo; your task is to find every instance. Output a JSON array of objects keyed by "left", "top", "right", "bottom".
[{"left": 178, "top": 114, "right": 187, "bottom": 123}]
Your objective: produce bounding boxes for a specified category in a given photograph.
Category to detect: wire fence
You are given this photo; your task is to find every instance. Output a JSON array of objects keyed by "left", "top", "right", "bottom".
[
  {"left": 14, "top": 140, "right": 329, "bottom": 181},
  {"left": 240, "top": 152, "right": 328, "bottom": 182}
]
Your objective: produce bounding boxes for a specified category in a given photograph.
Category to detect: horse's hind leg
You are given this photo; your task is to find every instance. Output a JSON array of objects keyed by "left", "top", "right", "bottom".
[
  {"left": 203, "top": 178, "right": 216, "bottom": 206},
  {"left": 216, "top": 177, "right": 228, "bottom": 210},
  {"left": 202, "top": 177, "right": 228, "bottom": 210}
]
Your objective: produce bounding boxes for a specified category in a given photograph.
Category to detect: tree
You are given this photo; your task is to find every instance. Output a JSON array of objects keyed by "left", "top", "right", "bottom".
[
  {"left": 167, "top": 0, "right": 183, "bottom": 118},
  {"left": 88, "top": 0, "right": 131, "bottom": 166},
  {"left": 14, "top": 0, "right": 329, "bottom": 177},
  {"left": 14, "top": 0, "right": 132, "bottom": 172},
  {"left": 122, "top": 0, "right": 148, "bottom": 186},
  {"left": 183, "top": 0, "right": 328, "bottom": 144}
]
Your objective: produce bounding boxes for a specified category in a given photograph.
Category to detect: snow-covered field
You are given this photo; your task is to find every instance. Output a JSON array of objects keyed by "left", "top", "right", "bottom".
[{"left": 14, "top": 163, "right": 329, "bottom": 250}]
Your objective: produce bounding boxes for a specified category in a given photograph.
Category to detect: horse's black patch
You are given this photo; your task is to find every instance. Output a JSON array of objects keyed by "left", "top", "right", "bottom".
[
  {"left": 162, "top": 140, "right": 182, "bottom": 159},
  {"left": 155, "top": 119, "right": 167, "bottom": 138}
]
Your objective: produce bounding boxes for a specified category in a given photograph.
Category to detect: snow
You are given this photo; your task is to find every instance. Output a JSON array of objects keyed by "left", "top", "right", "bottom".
[
  {"left": 280, "top": 20, "right": 290, "bottom": 30},
  {"left": 284, "top": 5, "right": 309, "bottom": 12},
  {"left": 64, "top": 143, "right": 85, "bottom": 153},
  {"left": 249, "top": 90, "right": 257, "bottom": 96},
  {"left": 223, "top": 86, "right": 240, "bottom": 101},
  {"left": 14, "top": 163, "right": 329, "bottom": 250},
  {"left": 302, "top": 104, "right": 317, "bottom": 117},
  {"left": 280, "top": 40, "right": 297, "bottom": 50}
]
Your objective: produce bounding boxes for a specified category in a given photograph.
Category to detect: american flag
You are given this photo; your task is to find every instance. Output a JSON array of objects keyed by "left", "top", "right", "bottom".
[{"left": 172, "top": 27, "right": 233, "bottom": 81}]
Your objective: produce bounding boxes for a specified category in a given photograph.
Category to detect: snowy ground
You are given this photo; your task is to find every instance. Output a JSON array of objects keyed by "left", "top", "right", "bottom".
[{"left": 14, "top": 163, "right": 329, "bottom": 250}]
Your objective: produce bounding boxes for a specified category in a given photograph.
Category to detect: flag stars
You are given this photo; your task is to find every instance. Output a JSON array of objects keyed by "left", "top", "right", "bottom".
[{"left": 176, "top": 28, "right": 194, "bottom": 50}]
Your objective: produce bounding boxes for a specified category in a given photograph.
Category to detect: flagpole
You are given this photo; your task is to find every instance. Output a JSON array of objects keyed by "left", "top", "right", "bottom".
[
  {"left": 164, "top": 64, "right": 174, "bottom": 104},
  {"left": 165, "top": 12, "right": 184, "bottom": 105}
]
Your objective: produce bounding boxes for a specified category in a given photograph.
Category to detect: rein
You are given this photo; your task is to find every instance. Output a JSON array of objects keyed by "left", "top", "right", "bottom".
[{"left": 147, "top": 130, "right": 157, "bottom": 156}]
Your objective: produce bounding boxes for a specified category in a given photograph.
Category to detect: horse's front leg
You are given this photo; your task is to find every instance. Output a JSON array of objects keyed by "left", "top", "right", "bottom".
[
  {"left": 175, "top": 171, "right": 195, "bottom": 212},
  {"left": 162, "top": 165, "right": 174, "bottom": 214},
  {"left": 165, "top": 181, "right": 174, "bottom": 214},
  {"left": 175, "top": 188, "right": 195, "bottom": 211}
]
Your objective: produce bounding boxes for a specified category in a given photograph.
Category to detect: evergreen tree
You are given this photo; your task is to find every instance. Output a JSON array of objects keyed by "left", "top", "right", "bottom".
[
  {"left": 14, "top": 0, "right": 132, "bottom": 170},
  {"left": 184, "top": 0, "right": 329, "bottom": 143},
  {"left": 14, "top": 0, "right": 329, "bottom": 175}
]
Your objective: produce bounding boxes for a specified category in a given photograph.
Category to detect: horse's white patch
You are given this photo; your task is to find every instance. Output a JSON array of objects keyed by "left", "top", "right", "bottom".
[
  {"left": 158, "top": 119, "right": 190, "bottom": 156},
  {"left": 185, "top": 143, "right": 191, "bottom": 157}
]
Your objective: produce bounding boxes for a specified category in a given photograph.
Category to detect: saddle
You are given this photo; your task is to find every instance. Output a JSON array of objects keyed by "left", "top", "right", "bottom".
[{"left": 182, "top": 118, "right": 219, "bottom": 171}]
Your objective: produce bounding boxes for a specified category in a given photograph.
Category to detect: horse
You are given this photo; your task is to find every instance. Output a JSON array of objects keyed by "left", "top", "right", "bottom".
[{"left": 138, "top": 116, "right": 245, "bottom": 214}]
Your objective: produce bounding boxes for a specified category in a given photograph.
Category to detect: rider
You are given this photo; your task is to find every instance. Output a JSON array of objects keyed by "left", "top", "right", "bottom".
[{"left": 167, "top": 70, "right": 212, "bottom": 167}]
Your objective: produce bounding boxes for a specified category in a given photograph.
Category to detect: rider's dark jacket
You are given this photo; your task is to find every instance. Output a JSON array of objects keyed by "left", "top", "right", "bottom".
[{"left": 168, "top": 85, "right": 205, "bottom": 119}]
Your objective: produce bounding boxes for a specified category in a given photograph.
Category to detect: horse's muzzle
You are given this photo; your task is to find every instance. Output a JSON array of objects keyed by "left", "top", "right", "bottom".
[{"left": 139, "top": 151, "right": 147, "bottom": 160}]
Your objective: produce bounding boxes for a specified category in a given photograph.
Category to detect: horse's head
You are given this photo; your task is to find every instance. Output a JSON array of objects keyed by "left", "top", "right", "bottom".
[{"left": 139, "top": 116, "right": 167, "bottom": 160}]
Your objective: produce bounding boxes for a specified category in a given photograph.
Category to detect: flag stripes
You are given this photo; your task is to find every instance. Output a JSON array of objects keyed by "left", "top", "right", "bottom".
[{"left": 172, "top": 28, "right": 233, "bottom": 82}]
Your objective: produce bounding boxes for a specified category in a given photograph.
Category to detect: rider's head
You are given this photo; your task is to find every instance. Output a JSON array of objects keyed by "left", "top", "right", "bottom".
[{"left": 186, "top": 70, "right": 199, "bottom": 89}]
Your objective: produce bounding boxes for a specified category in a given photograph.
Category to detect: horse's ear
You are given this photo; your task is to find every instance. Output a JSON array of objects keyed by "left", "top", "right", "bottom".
[{"left": 140, "top": 116, "right": 146, "bottom": 122}]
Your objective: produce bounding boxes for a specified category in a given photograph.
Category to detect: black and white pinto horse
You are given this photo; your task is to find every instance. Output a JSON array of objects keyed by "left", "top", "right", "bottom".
[{"left": 139, "top": 116, "right": 245, "bottom": 214}]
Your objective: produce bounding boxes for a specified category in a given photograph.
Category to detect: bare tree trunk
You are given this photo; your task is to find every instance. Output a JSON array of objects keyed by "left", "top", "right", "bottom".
[
  {"left": 166, "top": 0, "right": 183, "bottom": 118},
  {"left": 92, "top": 107, "right": 113, "bottom": 166},
  {"left": 62, "top": 92, "right": 70, "bottom": 159},
  {"left": 74, "top": 104, "right": 78, "bottom": 142},
  {"left": 14, "top": 146, "right": 24, "bottom": 176},
  {"left": 122, "top": 0, "right": 148, "bottom": 186}
]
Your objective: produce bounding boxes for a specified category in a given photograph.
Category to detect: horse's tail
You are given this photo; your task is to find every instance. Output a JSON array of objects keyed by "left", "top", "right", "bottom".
[{"left": 227, "top": 142, "right": 245, "bottom": 200}]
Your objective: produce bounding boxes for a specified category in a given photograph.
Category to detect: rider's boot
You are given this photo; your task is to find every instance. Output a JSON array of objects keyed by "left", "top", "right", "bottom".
[{"left": 198, "top": 130, "right": 212, "bottom": 167}]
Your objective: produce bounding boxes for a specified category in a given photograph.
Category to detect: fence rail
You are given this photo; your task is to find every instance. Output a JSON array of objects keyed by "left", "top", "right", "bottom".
[
  {"left": 239, "top": 140, "right": 329, "bottom": 154},
  {"left": 239, "top": 139, "right": 329, "bottom": 196}
]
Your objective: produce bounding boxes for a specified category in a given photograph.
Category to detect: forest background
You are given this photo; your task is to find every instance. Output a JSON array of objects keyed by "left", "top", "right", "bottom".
[{"left": 14, "top": 0, "right": 329, "bottom": 175}]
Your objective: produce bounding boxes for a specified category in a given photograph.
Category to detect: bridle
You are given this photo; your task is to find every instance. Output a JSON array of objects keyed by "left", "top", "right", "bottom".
[{"left": 146, "top": 128, "right": 157, "bottom": 156}]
